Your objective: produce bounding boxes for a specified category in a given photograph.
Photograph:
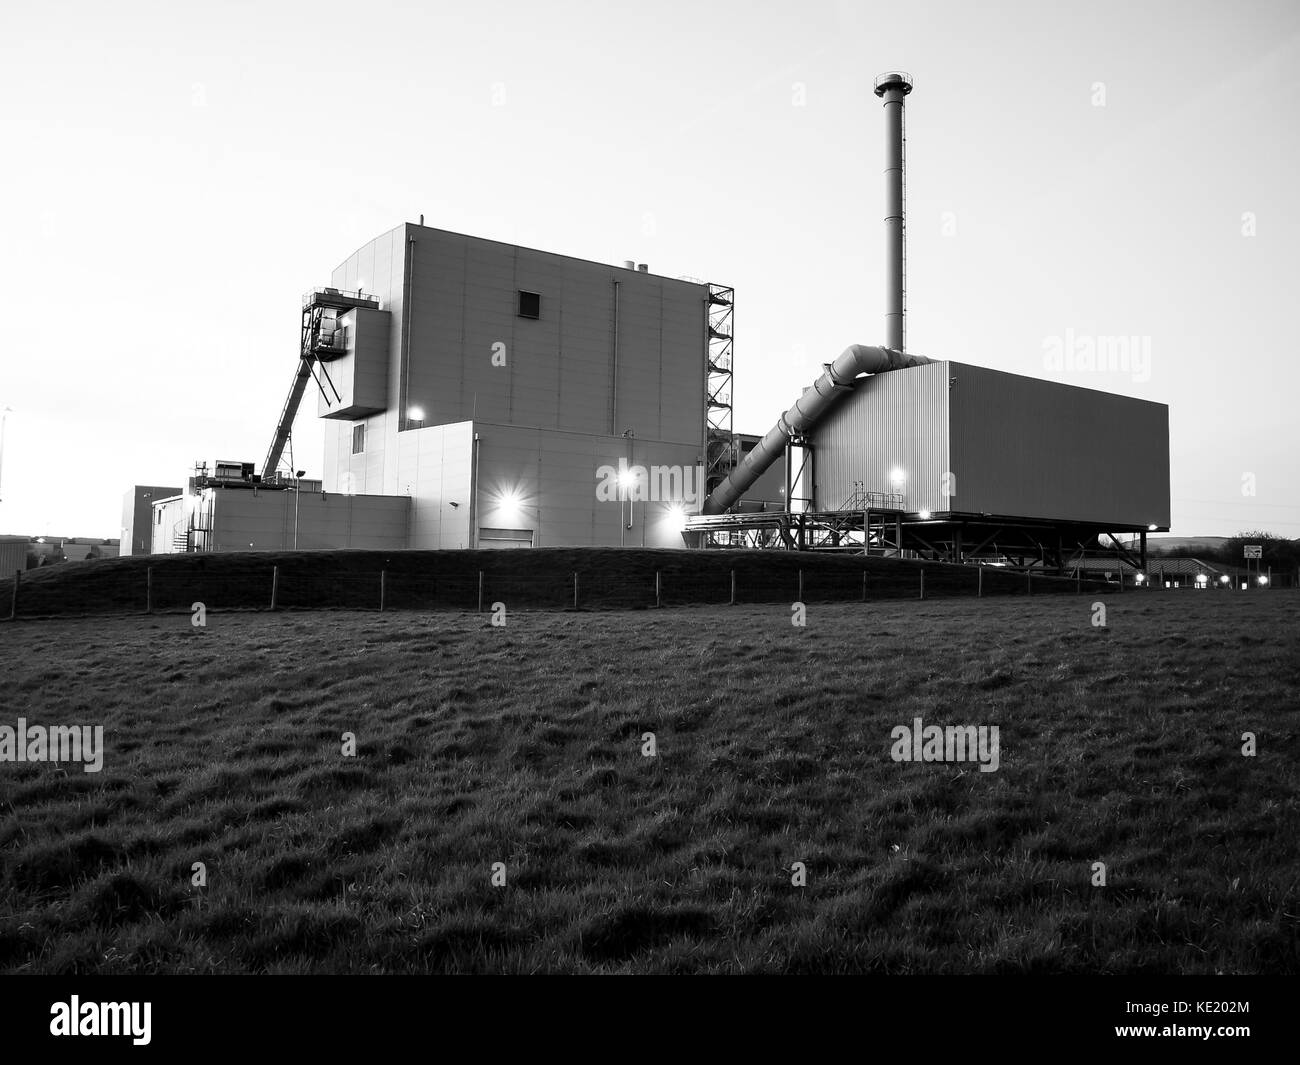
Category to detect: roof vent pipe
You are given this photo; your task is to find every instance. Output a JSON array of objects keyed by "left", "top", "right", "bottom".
[
  {"left": 873, "top": 71, "right": 912, "bottom": 352},
  {"left": 622, "top": 260, "right": 636, "bottom": 270},
  {"left": 637, "top": 264, "right": 648, "bottom": 273}
]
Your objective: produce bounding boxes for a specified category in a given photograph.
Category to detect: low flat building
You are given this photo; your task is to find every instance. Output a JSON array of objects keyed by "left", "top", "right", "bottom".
[{"left": 151, "top": 485, "right": 410, "bottom": 553}]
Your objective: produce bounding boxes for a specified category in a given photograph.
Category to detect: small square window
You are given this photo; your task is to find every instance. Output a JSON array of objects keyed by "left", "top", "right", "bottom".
[
  {"left": 517, "top": 290, "right": 541, "bottom": 319},
  {"left": 352, "top": 424, "right": 365, "bottom": 455}
]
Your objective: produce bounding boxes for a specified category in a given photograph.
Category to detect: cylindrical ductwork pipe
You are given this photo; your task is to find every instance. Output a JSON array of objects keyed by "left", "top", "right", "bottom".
[
  {"left": 874, "top": 72, "right": 912, "bottom": 352},
  {"left": 701, "top": 344, "right": 931, "bottom": 514}
]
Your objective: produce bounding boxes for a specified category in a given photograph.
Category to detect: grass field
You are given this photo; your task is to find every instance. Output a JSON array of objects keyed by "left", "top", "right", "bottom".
[{"left": 1, "top": 591, "right": 1296, "bottom": 973}]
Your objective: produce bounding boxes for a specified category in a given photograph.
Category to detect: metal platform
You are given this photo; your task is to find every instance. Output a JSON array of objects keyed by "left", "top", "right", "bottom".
[{"left": 685, "top": 505, "right": 1151, "bottom": 574}]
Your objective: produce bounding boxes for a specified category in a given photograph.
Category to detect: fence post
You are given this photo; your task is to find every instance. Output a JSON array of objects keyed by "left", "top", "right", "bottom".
[
  {"left": 1026, "top": 569, "right": 1031, "bottom": 596},
  {"left": 920, "top": 567, "right": 925, "bottom": 600},
  {"left": 9, "top": 570, "right": 19, "bottom": 620},
  {"left": 147, "top": 565, "right": 154, "bottom": 614},
  {"left": 1076, "top": 566, "right": 1081, "bottom": 594},
  {"left": 271, "top": 565, "right": 279, "bottom": 610},
  {"left": 573, "top": 572, "right": 579, "bottom": 610},
  {"left": 379, "top": 569, "right": 386, "bottom": 612},
  {"left": 978, "top": 564, "right": 983, "bottom": 598},
  {"left": 478, "top": 571, "right": 484, "bottom": 613},
  {"left": 730, "top": 569, "right": 736, "bottom": 606},
  {"left": 862, "top": 570, "right": 867, "bottom": 602},
  {"left": 655, "top": 570, "right": 661, "bottom": 609}
]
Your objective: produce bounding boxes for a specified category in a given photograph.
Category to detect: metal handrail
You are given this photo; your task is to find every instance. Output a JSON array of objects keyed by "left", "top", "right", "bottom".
[{"left": 301, "top": 287, "right": 379, "bottom": 308}]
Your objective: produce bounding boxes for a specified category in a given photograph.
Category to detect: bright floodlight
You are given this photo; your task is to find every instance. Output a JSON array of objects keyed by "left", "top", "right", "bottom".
[
  {"left": 889, "top": 467, "right": 906, "bottom": 484},
  {"left": 497, "top": 489, "right": 522, "bottom": 521},
  {"left": 408, "top": 406, "right": 425, "bottom": 421},
  {"left": 666, "top": 503, "right": 688, "bottom": 532},
  {"left": 1258, "top": 575, "right": 1269, "bottom": 586},
  {"left": 1135, "top": 573, "right": 1145, "bottom": 584},
  {"left": 919, "top": 509, "right": 931, "bottom": 520},
  {"left": 1220, "top": 575, "right": 1230, "bottom": 584},
  {"left": 1148, "top": 524, "right": 1158, "bottom": 531},
  {"left": 617, "top": 469, "right": 636, "bottom": 488}
]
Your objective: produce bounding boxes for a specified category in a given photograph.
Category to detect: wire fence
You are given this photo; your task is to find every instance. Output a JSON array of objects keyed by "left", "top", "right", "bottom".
[{"left": 0, "top": 550, "right": 1193, "bottom": 621}]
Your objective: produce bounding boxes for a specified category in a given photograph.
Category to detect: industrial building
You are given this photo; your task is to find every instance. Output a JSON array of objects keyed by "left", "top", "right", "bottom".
[
  {"left": 306, "top": 227, "right": 731, "bottom": 549},
  {"left": 143, "top": 71, "right": 1168, "bottom": 573},
  {"left": 121, "top": 485, "right": 181, "bottom": 556},
  {"left": 685, "top": 72, "right": 1169, "bottom": 573},
  {"left": 0, "top": 535, "right": 119, "bottom": 571},
  {"left": 155, "top": 231, "right": 749, "bottom": 553},
  {"left": 0, "top": 535, "right": 26, "bottom": 577},
  {"left": 148, "top": 461, "right": 409, "bottom": 554}
]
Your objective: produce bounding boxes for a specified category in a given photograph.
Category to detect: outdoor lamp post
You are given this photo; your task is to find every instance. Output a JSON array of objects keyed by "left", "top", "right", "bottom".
[{"left": 294, "top": 469, "right": 306, "bottom": 549}]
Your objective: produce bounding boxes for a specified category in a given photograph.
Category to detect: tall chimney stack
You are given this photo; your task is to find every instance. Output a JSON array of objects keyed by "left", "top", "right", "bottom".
[{"left": 874, "top": 72, "right": 913, "bottom": 352}]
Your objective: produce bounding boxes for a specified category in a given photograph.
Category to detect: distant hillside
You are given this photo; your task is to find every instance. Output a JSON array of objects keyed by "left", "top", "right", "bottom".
[{"left": 1145, "top": 536, "right": 1230, "bottom": 553}]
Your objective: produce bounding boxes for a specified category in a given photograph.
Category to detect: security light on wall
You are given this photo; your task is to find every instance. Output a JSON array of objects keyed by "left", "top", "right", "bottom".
[{"left": 496, "top": 489, "right": 523, "bottom": 524}]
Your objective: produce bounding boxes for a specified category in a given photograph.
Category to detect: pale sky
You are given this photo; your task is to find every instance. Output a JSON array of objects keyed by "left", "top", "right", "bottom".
[{"left": 2, "top": 0, "right": 1296, "bottom": 539}]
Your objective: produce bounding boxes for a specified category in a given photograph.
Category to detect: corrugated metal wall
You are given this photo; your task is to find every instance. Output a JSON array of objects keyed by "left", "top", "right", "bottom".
[
  {"left": 395, "top": 227, "right": 707, "bottom": 447},
  {"left": 210, "top": 490, "right": 411, "bottom": 552},
  {"left": 948, "top": 362, "right": 1170, "bottom": 527},
  {"left": 474, "top": 423, "right": 701, "bottom": 548},
  {"left": 0, "top": 540, "right": 26, "bottom": 576},
  {"left": 813, "top": 361, "right": 951, "bottom": 513},
  {"left": 316, "top": 308, "right": 391, "bottom": 419},
  {"left": 151, "top": 496, "right": 186, "bottom": 554},
  {"left": 398, "top": 422, "right": 474, "bottom": 549},
  {"left": 328, "top": 225, "right": 408, "bottom": 496}
]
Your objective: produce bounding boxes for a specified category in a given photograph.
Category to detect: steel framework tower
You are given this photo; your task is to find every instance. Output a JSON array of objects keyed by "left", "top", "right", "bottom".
[{"left": 704, "top": 283, "right": 734, "bottom": 500}]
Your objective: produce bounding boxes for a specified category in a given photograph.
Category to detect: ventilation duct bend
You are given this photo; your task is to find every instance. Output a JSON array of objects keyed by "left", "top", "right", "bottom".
[{"left": 700, "top": 344, "right": 931, "bottom": 514}]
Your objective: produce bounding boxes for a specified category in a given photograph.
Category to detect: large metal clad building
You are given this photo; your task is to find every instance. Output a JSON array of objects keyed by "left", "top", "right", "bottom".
[
  {"left": 947, "top": 364, "right": 1170, "bottom": 528},
  {"left": 317, "top": 223, "right": 711, "bottom": 549},
  {"left": 814, "top": 361, "right": 1171, "bottom": 529}
]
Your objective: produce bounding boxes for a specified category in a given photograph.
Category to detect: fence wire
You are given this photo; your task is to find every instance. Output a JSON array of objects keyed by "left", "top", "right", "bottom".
[{"left": 0, "top": 553, "right": 1155, "bottom": 620}]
